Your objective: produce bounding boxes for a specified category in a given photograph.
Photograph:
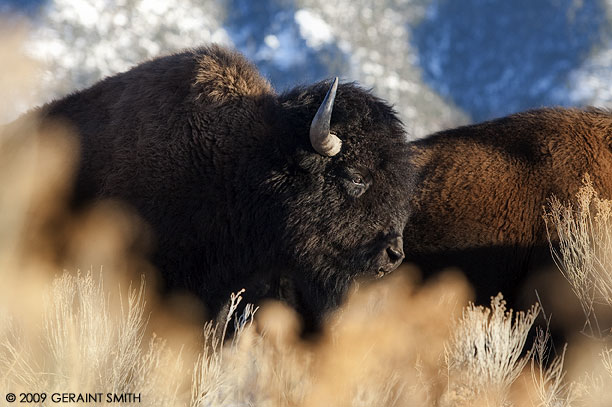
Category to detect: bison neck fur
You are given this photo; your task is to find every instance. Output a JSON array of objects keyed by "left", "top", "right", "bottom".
[{"left": 36, "top": 45, "right": 411, "bottom": 331}]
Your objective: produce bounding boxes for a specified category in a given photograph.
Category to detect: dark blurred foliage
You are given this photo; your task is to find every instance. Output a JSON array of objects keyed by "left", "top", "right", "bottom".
[
  {"left": 225, "top": 0, "right": 349, "bottom": 90},
  {"left": 2, "top": 0, "right": 612, "bottom": 129},
  {"left": 0, "top": 0, "right": 47, "bottom": 15},
  {"left": 413, "top": 0, "right": 610, "bottom": 121}
]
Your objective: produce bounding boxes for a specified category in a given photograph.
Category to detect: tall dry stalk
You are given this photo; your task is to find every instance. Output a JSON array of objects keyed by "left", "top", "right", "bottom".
[
  {"left": 191, "top": 290, "right": 260, "bottom": 407},
  {"left": 545, "top": 175, "right": 612, "bottom": 338},
  {"left": 43, "top": 272, "right": 186, "bottom": 405},
  {"left": 544, "top": 175, "right": 612, "bottom": 407},
  {"left": 529, "top": 327, "right": 573, "bottom": 407},
  {"left": 443, "top": 293, "right": 540, "bottom": 406}
]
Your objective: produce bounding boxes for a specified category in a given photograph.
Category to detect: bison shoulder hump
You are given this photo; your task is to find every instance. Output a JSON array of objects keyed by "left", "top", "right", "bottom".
[{"left": 194, "top": 45, "right": 274, "bottom": 104}]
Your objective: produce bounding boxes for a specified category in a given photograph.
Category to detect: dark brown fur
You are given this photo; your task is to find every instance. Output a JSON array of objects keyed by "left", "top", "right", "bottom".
[
  {"left": 32, "top": 45, "right": 411, "bottom": 330},
  {"left": 404, "top": 107, "right": 612, "bottom": 306}
]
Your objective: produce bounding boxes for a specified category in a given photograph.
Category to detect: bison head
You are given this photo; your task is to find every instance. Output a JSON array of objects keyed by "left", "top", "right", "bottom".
[{"left": 251, "top": 78, "right": 412, "bottom": 329}]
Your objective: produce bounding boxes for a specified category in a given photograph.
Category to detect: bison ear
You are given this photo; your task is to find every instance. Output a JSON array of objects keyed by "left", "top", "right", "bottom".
[{"left": 310, "top": 77, "right": 342, "bottom": 157}]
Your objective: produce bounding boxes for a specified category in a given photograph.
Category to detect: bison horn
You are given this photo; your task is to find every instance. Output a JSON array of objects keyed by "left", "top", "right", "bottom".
[{"left": 310, "top": 77, "right": 342, "bottom": 157}]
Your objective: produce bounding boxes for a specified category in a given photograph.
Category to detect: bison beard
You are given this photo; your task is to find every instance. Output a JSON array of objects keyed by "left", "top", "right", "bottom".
[{"left": 34, "top": 45, "right": 411, "bottom": 331}]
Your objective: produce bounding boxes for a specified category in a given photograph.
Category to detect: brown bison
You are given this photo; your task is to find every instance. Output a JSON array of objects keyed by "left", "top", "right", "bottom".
[
  {"left": 403, "top": 107, "right": 612, "bottom": 307},
  {"left": 33, "top": 45, "right": 412, "bottom": 331}
]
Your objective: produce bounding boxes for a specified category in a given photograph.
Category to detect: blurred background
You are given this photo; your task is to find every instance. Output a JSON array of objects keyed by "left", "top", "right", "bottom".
[{"left": 2, "top": 0, "right": 612, "bottom": 138}]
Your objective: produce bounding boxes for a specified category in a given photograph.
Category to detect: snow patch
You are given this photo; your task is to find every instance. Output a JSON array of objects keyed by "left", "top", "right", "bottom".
[
  {"left": 294, "top": 9, "right": 333, "bottom": 49},
  {"left": 255, "top": 26, "right": 306, "bottom": 71},
  {"left": 264, "top": 34, "right": 280, "bottom": 49},
  {"left": 567, "top": 47, "right": 612, "bottom": 107},
  {"left": 27, "top": 0, "right": 231, "bottom": 102},
  {"left": 136, "top": 0, "right": 171, "bottom": 15}
]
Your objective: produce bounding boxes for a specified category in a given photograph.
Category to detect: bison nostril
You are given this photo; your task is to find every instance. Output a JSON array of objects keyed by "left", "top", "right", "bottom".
[
  {"left": 385, "top": 235, "right": 404, "bottom": 265},
  {"left": 377, "top": 238, "right": 404, "bottom": 276},
  {"left": 386, "top": 246, "right": 404, "bottom": 263}
]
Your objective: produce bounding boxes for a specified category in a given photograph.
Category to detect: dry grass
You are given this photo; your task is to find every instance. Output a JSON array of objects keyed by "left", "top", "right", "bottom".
[
  {"left": 545, "top": 175, "right": 612, "bottom": 338},
  {"left": 529, "top": 328, "right": 573, "bottom": 407},
  {"left": 543, "top": 175, "right": 612, "bottom": 407},
  {"left": 0, "top": 20, "right": 41, "bottom": 124},
  {"left": 0, "top": 264, "right": 572, "bottom": 407},
  {"left": 0, "top": 269, "right": 188, "bottom": 405},
  {"left": 443, "top": 294, "right": 540, "bottom": 406}
]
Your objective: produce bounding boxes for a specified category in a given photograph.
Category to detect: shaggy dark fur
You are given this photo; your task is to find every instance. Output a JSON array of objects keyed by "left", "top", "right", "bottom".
[
  {"left": 37, "top": 45, "right": 412, "bottom": 330},
  {"left": 403, "top": 107, "right": 612, "bottom": 307}
]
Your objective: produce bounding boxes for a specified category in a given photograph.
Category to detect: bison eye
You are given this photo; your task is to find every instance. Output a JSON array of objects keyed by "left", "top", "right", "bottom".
[
  {"left": 351, "top": 175, "right": 365, "bottom": 186},
  {"left": 346, "top": 172, "right": 369, "bottom": 198}
]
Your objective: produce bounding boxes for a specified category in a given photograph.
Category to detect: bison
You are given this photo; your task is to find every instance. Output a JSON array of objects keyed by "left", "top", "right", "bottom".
[
  {"left": 402, "top": 107, "right": 612, "bottom": 310},
  {"left": 34, "top": 45, "right": 411, "bottom": 330}
]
